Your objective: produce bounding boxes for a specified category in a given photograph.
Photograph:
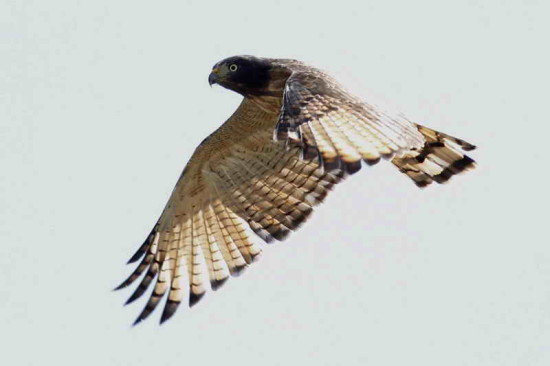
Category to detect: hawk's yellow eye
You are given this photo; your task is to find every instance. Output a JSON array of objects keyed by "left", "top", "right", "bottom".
[{"left": 229, "top": 64, "right": 238, "bottom": 72}]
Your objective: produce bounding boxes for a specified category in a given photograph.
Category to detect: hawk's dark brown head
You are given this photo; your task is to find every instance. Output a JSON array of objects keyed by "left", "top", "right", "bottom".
[{"left": 208, "top": 55, "right": 292, "bottom": 98}]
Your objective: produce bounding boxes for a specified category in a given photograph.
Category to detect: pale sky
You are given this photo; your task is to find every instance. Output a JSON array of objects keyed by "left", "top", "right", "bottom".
[{"left": 2, "top": 1, "right": 549, "bottom": 365}]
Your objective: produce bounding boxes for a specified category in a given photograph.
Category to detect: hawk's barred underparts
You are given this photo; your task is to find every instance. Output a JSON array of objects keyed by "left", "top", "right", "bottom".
[{"left": 116, "top": 55, "right": 477, "bottom": 324}]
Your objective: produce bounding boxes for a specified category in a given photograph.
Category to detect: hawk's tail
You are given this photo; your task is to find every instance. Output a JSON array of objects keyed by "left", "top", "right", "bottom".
[{"left": 391, "top": 124, "right": 476, "bottom": 187}]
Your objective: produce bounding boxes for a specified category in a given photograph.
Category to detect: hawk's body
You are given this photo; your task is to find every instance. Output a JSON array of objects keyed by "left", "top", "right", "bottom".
[{"left": 117, "top": 56, "right": 476, "bottom": 324}]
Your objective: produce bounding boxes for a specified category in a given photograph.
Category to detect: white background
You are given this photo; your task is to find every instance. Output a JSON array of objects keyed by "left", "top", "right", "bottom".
[{"left": 1, "top": 1, "right": 549, "bottom": 365}]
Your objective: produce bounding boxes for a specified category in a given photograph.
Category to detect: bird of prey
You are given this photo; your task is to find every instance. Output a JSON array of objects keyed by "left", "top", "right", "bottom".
[{"left": 116, "top": 55, "right": 476, "bottom": 324}]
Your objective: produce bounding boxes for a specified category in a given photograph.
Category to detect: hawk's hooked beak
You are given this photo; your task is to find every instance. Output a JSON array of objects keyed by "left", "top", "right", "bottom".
[{"left": 208, "top": 68, "right": 220, "bottom": 86}]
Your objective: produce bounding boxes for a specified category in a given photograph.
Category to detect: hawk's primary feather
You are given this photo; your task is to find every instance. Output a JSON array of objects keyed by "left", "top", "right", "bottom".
[{"left": 116, "top": 56, "right": 477, "bottom": 324}]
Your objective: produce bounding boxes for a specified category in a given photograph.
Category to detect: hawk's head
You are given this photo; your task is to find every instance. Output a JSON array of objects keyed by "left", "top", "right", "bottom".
[{"left": 208, "top": 55, "right": 292, "bottom": 98}]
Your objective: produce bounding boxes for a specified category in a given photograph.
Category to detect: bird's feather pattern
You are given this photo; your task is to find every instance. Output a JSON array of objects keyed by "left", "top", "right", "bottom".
[
  {"left": 117, "top": 99, "right": 346, "bottom": 324},
  {"left": 391, "top": 124, "right": 476, "bottom": 187},
  {"left": 275, "top": 70, "right": 426, "bottom": 173},
  {"left": 118, "top": 58, "right": 477, "bottom": 324}
]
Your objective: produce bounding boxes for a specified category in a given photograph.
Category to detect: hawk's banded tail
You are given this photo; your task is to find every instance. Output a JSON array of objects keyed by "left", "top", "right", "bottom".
[{"left": 391, "top": 124, "right": 476, "bottom": 187}]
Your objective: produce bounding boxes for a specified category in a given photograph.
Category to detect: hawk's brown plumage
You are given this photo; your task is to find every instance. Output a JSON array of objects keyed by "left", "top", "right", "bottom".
[{"left": 116, "top": 55, "right": 476, "bottom": 324}]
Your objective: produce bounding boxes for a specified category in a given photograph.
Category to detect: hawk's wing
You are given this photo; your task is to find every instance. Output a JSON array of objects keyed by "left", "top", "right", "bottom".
[
  {"left": 274, "top": 69, "right": 427, "bottom": 173},
  {"left": 117, "top": 99, "right": 344, "bottom": 324}
]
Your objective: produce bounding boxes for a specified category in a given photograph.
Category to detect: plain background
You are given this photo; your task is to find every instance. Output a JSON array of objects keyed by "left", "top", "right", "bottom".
[{"left": 2, "top": 1, "right": 549, "bottom": 365}]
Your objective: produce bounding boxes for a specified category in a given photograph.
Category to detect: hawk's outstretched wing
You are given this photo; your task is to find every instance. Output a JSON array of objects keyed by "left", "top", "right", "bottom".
[
  {"left": 275, "top": 70, "right": 426, "bottom": 173},
  {"left": 116, "top": 99, "right": 344, "bottom": 324},
  {"left": 275, "top": 68, "right": 476, "bottom": 185}
]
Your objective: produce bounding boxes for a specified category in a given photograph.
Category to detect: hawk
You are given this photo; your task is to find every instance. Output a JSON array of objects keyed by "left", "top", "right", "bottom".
[{"left": 116, "top": 55, "right": 476, "bottom": 324}]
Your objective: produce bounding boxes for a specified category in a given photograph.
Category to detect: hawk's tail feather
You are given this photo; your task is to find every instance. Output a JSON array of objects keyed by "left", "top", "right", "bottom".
[{"left": 391, "top": 124, "right": 476, "bottom": 187}]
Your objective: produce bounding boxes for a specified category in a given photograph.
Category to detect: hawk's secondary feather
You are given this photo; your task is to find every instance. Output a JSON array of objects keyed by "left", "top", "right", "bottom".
[{"left": 117, "top": 56, "right": 477, "bottom": 324}]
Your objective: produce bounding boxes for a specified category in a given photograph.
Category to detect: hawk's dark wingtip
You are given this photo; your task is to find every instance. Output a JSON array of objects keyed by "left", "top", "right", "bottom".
[
  {"left": 125, "top": 293, "right": 140, "bottom": 306},
  {"left": 189, "top": 292, "right": 205, "bottom": 307},
  {"left": 211, "top": 277, "right": 229, "bottom": 291},
  {"left": 160, "top": 300, "right": 181, "bottom": 324},
  {"left": 132, "top": 315, "right": 145, "bottom": 327},
  {"left": 231, "top": 264, "right": 248, "bottom": 277},
  {"left": 343, "top": 160, "right": 362, "bottom": 175},
  {"left": 124, "top": 283, "right": 149, "bottom": 305},
  {"left": 127, "top": 224, "right": 159, "bottom": 264}
]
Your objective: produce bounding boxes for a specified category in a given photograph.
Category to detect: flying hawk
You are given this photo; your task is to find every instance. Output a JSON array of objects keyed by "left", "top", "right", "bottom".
[{"left": 116, "top": 55, "right": 476, "bottom": 324}]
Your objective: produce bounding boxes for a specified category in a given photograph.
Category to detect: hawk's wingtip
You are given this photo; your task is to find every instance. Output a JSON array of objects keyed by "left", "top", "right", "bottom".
[
  {"left": 160, "top": 300, "right": 181, "bottom": 324},
  {"left": 211, "top": 277, "right": 229, "bottom": 291},
  {"left": 189, "top": 292, "right": 205, "bottom": 307}
]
